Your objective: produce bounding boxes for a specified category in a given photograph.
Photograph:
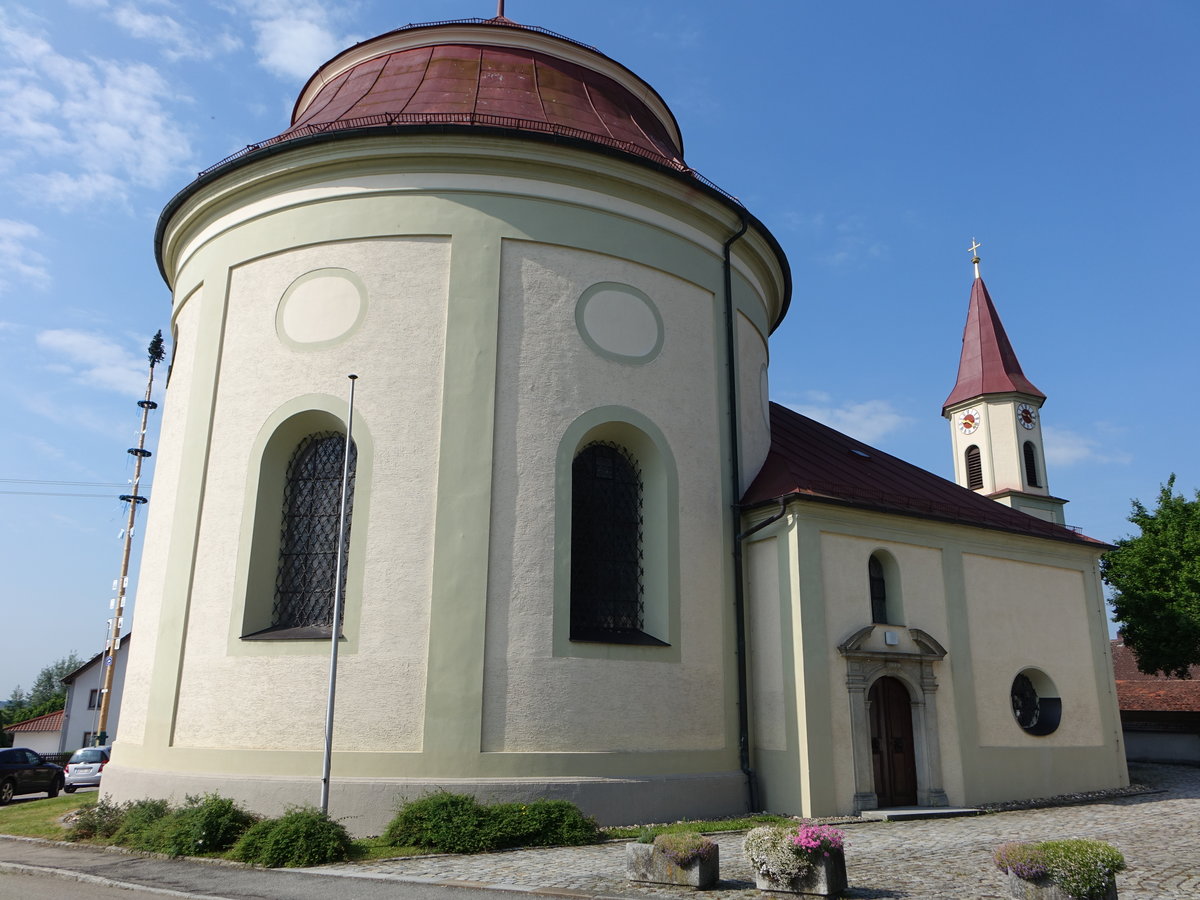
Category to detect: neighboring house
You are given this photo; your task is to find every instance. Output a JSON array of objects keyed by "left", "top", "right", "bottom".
[
  {"left": 107, "top": 14, "right": 1127, "bottom": 835},
  {"left": 1112, "top": 636, "right": 1200, "bottom": 764},
  {"left": 5, "top": 710, "right": 65, "bottom": 755},
  {"left": 60, "top": 633, "right": 131, "bottom": 752}
]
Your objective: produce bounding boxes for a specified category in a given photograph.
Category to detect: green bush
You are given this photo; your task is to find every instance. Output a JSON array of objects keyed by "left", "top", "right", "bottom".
[
  {"left": 111, "top": 798, "right": 171, "bottom": 848},
  {"left": 482, "top": 800, "right": 598, "bottom": 849},
  {"left": 382, "top": 792, "right": 598, "bottom": 853},
  {"left": 382, "top": 792, "right": 490, "bottom": 853},
  {"left": 229, "top": 806, "right": 352, "bottom": 868},
  {"left": 66, "top": 798, "right": 126, "bottom": 840},
  {"left": 146, "top": 794, "right": 258, "bottom": 857}
]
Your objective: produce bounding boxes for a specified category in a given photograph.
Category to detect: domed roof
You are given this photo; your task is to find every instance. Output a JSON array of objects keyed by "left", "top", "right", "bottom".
[{"left": 217, "top": 17, "right": 686, "bottom": 173}]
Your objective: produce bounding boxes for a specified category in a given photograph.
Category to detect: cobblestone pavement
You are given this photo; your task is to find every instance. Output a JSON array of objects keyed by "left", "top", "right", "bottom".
[{"left": 318, "top": 763, "right": 1199, "bottom": 899}]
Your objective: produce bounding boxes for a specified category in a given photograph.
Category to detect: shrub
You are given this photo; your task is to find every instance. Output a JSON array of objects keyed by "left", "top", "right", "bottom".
[
  {"left": 481, "top": 800, "right": 599, "bottom": 850},
  {"left": 383, "top": 792, "right": 598, "bottom": 853},
  {"left": 111, "top": 798, "right": 171, "bottom": 848},
  {"left": 229, "top": 806, "right": 352, "bottom": 868},
  {"left": 66, "top": 798, "right": 126, "bottom": 840},
  {"left": 383, "top": 792, "right": 490, "bottom": 853},
  {"left": 146, "top": 794, "right": 257, "bottom": 857},
  {"left": 653, "top": 831, "right": 717, "bottom": 867},
  {"left": 993, "top": 839, "right": 1125, "bottom": 899}
]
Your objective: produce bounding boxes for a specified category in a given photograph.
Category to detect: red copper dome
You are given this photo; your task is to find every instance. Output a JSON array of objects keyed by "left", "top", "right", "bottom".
[{"left": 245, "top": 18, "right": 687, "bottom": 170}]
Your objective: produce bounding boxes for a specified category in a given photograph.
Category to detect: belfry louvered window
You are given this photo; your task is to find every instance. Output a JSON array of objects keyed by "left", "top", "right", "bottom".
[
  {"left": 273, "top": 432, "right": 356, "bottom": 630},
  {"left": 1023, "top": 441, "right": 1040, "bottom": 488},
  {"left": 570, "top": 441, "right": 646, "bottom": 642},
  {"left": 965, "top": 445, "right": 983, "bottom": 490}
]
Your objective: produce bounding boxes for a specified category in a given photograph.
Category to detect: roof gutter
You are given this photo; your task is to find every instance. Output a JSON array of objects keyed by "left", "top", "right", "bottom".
[{"left": 722, "top": 214, "right": 759, "bottom": 813}]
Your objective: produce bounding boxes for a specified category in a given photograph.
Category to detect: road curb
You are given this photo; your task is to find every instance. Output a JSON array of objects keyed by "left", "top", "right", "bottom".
[{"left": 0, "top": 860, "right": 238, "bottom": 899}]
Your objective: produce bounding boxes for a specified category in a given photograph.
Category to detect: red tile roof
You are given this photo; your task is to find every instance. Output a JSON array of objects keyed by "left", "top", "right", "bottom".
[
  {"left": 743, "top": 403, "right": 1103, "bottom": 546},
  {"left": 943, "top": 277, "right": 1045, "bottom": 413},
  {"left": 5, "top": 709, "right": 64, "bottom": 733},
  {"left": 1111, "top": 639, "right": 1200, "bottom": 712}
]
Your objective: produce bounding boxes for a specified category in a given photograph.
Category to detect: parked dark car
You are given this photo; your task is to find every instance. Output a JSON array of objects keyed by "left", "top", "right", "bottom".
[
  {"left": 0, "top": 747, "right": 65, "bottom": 804},
  {"left": 63, "top": 745, "right": 111, "bottom": 792}
]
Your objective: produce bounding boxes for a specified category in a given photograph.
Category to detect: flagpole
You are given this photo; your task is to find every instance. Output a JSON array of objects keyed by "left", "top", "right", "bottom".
[{"left": 320, "top": 374, "right": 357, "bottom": 814}]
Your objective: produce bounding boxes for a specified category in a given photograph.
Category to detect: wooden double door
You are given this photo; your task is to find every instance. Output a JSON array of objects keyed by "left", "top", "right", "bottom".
[{"left": 868, "top": 676, "right": 918, "bottom": 807}]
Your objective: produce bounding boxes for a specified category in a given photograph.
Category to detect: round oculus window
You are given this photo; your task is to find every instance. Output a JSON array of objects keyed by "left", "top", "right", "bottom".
[{"left": 1010, "top": 668, "right": 1062, "bottom": 736}]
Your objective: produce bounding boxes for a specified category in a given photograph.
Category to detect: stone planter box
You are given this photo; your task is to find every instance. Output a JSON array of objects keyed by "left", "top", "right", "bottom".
[
  {"left": 626, "top": 841, "right": 719, "bottom": 889},
  {"left": 1007, "top": 872, "right": 1117, "bottom": 900},
  {"left": 754, "top": 850, "right": 848, "bottom": 896}
]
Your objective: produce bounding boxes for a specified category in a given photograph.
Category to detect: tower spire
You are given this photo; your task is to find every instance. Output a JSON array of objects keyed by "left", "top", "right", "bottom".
[{"left": 942, "top": 272, "right": 1044, "bottom": 414}]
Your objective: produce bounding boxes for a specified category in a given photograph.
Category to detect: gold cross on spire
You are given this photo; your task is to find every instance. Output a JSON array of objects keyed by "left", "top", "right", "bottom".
[{"left": 968, "top": 238, "right": 982, "bottom": 279}]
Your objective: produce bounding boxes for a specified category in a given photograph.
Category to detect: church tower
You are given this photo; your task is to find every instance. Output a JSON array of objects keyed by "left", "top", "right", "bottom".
[{"left": 942, "top": 246, "right": 1066, "bottom": 524}]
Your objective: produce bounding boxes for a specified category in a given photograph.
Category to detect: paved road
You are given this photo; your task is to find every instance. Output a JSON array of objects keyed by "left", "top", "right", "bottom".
[{"left": 1, "top": 762, "right": 1196, "bottom": 899}]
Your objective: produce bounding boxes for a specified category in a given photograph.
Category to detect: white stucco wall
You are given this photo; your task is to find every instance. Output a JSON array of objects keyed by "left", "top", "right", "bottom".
[{"left": 481, "top": 240, "right": 727, "bottom": 753}]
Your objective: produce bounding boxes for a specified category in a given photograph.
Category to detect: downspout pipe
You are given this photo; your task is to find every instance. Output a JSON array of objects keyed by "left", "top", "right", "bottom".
[{"left": 722, "top": 215, "right": 757, "bottom": 811}]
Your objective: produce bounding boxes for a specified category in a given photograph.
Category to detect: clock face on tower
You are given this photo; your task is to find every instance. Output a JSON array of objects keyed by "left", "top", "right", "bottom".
[
  {"left": 1017, "top": 403, "right": 1038, "bottom": 430},
  {"left": 959, "top": 409, "right": 981, "bottom": 434}
]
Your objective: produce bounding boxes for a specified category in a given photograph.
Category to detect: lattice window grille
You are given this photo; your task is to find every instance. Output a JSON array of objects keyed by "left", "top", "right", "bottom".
[
  {"left": 273, "top": 431, "right": 357, "bottom": 629},
  {"left": 570, "top": 441, "right": 644, "bottom": 638}
]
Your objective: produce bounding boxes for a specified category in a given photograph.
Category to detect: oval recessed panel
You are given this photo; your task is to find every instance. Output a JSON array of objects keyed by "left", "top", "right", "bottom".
[
  {"left": 277, "top": 269, "right": 366, "bottom": 348},
  {"left": 576, "top": 283, "right": 663, "bottom": 364}
]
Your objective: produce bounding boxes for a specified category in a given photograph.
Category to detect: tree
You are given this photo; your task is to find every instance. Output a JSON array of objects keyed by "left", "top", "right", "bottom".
[
  {"left": 1102, "top": 475, "right": 1200, "bottom": 678},
  {"left": 27, "top": 652, "right": 83, "bottom": 707}
]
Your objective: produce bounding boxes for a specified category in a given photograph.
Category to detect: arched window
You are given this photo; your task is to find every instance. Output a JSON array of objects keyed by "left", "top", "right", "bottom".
[
  {"left": 869, "top": 555, "right": 889, "bottom": 624},
  {"left": 965, "top": 445, "right": 983, "bottom": 490},
  {"left": 570, "top": 441, "right": 650, "bottom": 643},
  {"left": 273, "top": 431, "right": 357, "bottom": 631},
  {"left": 1023, "top": 441, "right": 1040, "bottom": 488}
]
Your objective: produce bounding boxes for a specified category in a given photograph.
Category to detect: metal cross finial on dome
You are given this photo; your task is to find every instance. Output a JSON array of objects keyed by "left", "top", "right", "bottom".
[
  {"left": 968, "top": 238, "right": 982, "bottom": 279},
  {"left": 496, "top": 1, "right": 505, "bottom": 16}
]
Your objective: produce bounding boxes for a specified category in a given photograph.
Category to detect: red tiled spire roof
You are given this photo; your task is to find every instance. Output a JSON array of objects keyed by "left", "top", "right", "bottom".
[{"left": 942, "top": 277, "right": 1045, "bottom": 414}]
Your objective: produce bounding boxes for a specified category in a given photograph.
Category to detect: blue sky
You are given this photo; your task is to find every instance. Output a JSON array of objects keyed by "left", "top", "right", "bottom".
[{"left": 2, "top": 0, "right": 1197, "bottom": 698}]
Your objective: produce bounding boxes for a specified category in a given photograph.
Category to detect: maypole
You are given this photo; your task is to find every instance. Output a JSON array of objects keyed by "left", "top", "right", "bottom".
[{"left": 95, "top": 331, "right": 165, "bottom": 746}]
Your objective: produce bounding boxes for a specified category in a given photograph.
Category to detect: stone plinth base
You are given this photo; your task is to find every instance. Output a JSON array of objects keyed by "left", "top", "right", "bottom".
[
  {"left": 754, "top": 851, "right": 847, "bottom": 896},
  {"left": 626, "top": 842, "right": 718, "bottom": 888}
]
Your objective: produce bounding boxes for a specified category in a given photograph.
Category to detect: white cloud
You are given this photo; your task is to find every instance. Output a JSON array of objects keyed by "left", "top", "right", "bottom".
[
  {"left": 0, "top": 219, "right": 51, "bottom": 293},
  {"left": 0, "top": 10, "right": 194, "bottom": 209},
  {"left": 236, "top": 1, "right": 351, "bottom": 80},
  {"left": 109, "top": 3, "right": 242, "bottom": 61},
  {"left": 35, "top": 328, "right": 146, "bottom": 395},
  {"left": 783, "top": 392, "right": 914, "bottom": 445},
  {"left": 1043, "top": 425, "right": 1132, "bottom": 466},
  {"left": 779, "top": 210, "right": 889, "bottom": 267}
]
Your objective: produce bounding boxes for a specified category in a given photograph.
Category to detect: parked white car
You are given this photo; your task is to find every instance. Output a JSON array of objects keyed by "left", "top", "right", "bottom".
[{"left": 63, "top": 746, "right": 111, "bottom": 793}]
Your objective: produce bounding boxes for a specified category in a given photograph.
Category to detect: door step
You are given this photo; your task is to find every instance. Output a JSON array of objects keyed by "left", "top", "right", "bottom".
[{"left": 859, "top": 806, "right": 981, "bottom": 821}]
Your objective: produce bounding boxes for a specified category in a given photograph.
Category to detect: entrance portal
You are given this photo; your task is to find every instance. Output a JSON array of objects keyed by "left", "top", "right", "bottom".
[{"left": 869, "top": 676, "right": 917, "bottom": 807}]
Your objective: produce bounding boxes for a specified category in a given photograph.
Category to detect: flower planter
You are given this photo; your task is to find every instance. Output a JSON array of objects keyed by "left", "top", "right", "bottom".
[
  {"left": 1006, "top": 871, "right": 1117, "bottom": 900},
  {"left": 626, "top": 841, "right": 719, "bottom": 889},
  {"left": 754, "top": 849, "right": 847, "bottom": 896}
]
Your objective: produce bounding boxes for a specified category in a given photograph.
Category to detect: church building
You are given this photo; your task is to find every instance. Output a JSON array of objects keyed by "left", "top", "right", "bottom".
[{"left": 106, "top": 13, "right": 1127, "bottom": 834}]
